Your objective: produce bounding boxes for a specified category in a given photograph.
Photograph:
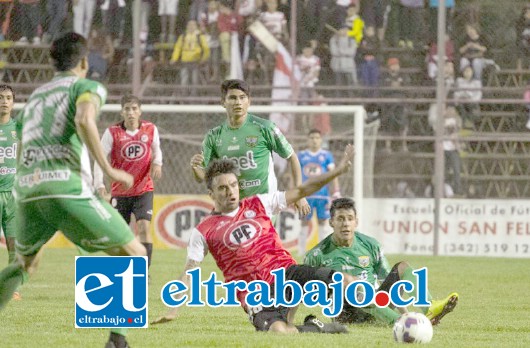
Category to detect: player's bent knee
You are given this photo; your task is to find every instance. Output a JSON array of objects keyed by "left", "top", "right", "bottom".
[
  {"left": 20, "top": 252, "right": 42, "bottom": 276},
  {"left": 268, "top": 321, "right": 297, "bottom": 333},
  {"left": 396, "top": 261, "right": 410, "bottom": 276},
  {"left": 106, "top": 239, "right": 147, "bottom": 256}
]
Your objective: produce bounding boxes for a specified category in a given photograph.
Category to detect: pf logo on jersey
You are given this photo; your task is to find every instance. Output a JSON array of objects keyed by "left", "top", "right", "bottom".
[
  {"left": 223, "top": 219, "right": 262, "bottom": 250},
  {"left": 121, "top": 141, "right": 147, "bottom": 161}
]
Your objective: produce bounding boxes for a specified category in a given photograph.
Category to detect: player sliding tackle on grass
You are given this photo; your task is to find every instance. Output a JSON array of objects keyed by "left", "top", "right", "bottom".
[
  {"left": 153, "top": 145, "right": 357, "bottom": 333},
  {"left": 305, "top": 197, "right": 458, "bottom": 326}
]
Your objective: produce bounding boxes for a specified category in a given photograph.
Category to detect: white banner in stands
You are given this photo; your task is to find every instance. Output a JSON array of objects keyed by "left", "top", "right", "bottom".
[{"left": 363, "top": 199, "right": 530, "bottom": 258}]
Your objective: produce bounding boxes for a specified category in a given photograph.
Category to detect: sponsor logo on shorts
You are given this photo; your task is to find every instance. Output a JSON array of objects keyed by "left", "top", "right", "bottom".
[{"left": 75, "top": 256, "right": 148, "bottom": 328}]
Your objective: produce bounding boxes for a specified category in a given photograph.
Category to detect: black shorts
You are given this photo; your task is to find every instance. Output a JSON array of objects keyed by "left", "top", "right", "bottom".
[
  {"left": 250, "top": 264, "right": 336, "bottom": 331},
  {"left": 111, "top": 191, "right": 154, "bottom": 224},
  {"left": 335, "top": 262, "right": 401, "bottom": 324}
]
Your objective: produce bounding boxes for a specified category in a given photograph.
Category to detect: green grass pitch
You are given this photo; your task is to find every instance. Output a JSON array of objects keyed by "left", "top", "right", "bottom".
[{"left": 1, "top": 248, "right": 529, "bottom": 347}]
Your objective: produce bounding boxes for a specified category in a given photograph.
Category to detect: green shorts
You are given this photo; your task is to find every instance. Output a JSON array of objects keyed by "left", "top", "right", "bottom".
[
  {"left": 0, "top": 191, "right": 16, "bottom": 239},
  {"left": 16, "top": 195, "right": 135, "bottom": 256}
]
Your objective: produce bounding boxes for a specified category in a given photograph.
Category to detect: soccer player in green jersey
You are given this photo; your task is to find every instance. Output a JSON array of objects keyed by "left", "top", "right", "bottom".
[
  {"left": 190, "top": 79, "right": 310, "bottom": 215},
  {"left": 0, "top": 33, "right": 146, "bottom": 348},
  {"left": 0, "top": 85, "right": 20, "bottom": 300},
  {"left": 304, "top": 198, "right": 458, "bottom": 326}
]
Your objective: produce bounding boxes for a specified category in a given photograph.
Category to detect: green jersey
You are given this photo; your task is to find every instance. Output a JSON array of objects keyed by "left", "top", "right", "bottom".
[
  {"left": 0, "top": 119, "right": 17, "bottom": 192},
  {"left": 15, "top": 73, "right": 107, "bottom": 201},
  {"left": 304, "top": 232, "right": 391, "bottom": 286},
  {"left": 202, "top": 113, "right": 293, "bottom": 198}
]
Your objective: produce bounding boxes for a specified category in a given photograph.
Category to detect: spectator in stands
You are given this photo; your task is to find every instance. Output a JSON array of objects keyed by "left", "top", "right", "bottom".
[
  {"left": 524, "top": 80, "right": 530, "bottom": 130},
  {"left": 139, "top": 0, "right": 156, "bottom": 44},
  {"left": 296, "top": 42, "right": 321, "bottom": 104},
  {"left": 428, "top": 0, "right": 455, "bottom": 42},
  {"left": 360, "top": 0, "right": 389, "bottom": 43},
  {"left": 200, "top": 0, "right": 221, "bottom": 83},
  {"left": 426, "top": 32, "right": 454, "bottom": 80},
  {"left": 43, "top": 0, "right": 66, "bottom": 43},
  {"left": 330, "top": 25, "right": 357, "bottom": 98},
  {"left": 516, "top": 4, "right": 530, "bottom": 70},
  {"left": 72, "top": 0, "right": 97, "bottom": 39},
  {"left": 100, "top": 0, "right": 126, "bottom": 47},
  {"left": 358, "top": 26, "right": 380, "bottom": 97},
  {"left": 170, "top": 19, "right": 210, "bottom": 98},
  {"left": 345, "top": 2, "right": 364, "bottom": 45},
  {"left": 189, "top": 0, "right": 208, "bottom": 21},
  {"left": 454, "top": 65, "right": 482, "bottom": 130},
  {"left": 15, "top": 0, "right": 41, "bottom": 45},
  {"left": 260, "top": 0, "right": 288, "bottom": 43},
  {"left": 0, "top": 0, "right": 13, "bottom": 40},
  {"left": 458, "top": 24, "right": 491, "bottom": 81},
  {"left": 159, "top": 0, "right": 179, "bottom": 43},
  {"left": 382, "top": 57, "right": 410, "bottom": 152},
  {"left": 443, "top": 60, "right": 456, "bottom": 93},
  {"left": 394, "top": 0, "right": 424, "bottom": 49},
  {"left": 87, "top": 26, "right": 115, "bottom": 82},
  {"left": 296, "top": 42, "right": 321, "bottom": 131},
  {"left": 426, "top": 105, "right": 463, "bottom": 197},
  {"left": 218, "top": 0, "right": 243, "bottom": 79}
]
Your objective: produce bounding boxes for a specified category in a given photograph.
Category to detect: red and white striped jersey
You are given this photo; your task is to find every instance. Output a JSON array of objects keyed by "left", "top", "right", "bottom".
[
  {"left": 188, "top": 193, "right": 296, "bottom": 307},
  {"left": 94, "top": 120, "right": 162, "bottom": 197}
]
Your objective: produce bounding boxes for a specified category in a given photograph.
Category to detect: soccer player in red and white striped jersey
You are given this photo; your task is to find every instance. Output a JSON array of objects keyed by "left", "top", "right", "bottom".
[{"left": 94, "top": 94, "right": 162, "bottom": 269}]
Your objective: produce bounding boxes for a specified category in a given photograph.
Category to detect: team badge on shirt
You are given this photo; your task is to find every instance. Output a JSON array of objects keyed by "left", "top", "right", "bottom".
[
  {"left": 244, "top": 210, "right": 256, "bottom": 218},
  {"left": 245, "top": 136, "right": 258, "bottom": 148},
  {"left": 141, "top": 134, "right": 148, "bottom": 142},
  {"left": 358, "top": 256, "right": 370, "bottom": 267},
  {"left": 11, "top": 131, "right": 17, "bottom": 139}
]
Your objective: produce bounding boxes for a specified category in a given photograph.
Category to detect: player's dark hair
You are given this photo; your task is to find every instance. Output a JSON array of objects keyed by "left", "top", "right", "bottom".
[
  {"left": 221, "top": 79, "right": 250, "bottom": 100},
  {"left": 205, "top": 159, "right": 240, "bottom": 190},
  {"left": 308, "top": 129, "right": 321, "bottom": 136},
  {"left": 50, "top": 32, "right": 88, "bottom": 72},
  {"left": 330, "top": 198, "right": 357, "bottom": 218},
  {"left": 121, "top": 93, "right": 142, "bottom": 107},
  {"left": 0, "top": 84, "right": 15, "bottom": 100}
]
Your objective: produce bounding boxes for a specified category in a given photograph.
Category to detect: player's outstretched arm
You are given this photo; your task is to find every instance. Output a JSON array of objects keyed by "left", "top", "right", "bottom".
[
  {"left": 190, "top": 152, "right": 205, "bottom": 183},
  {"left": 285, "top": 144, "right": 354, "bottom": 206},
  {"left": 151, "top": 258, "right": 202, "bottom": 325},
  {"left": 287, "top": 154, "right": 311, "bottom": 217}
]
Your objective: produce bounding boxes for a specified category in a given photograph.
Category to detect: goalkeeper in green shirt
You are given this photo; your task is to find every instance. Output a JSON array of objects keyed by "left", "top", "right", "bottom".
[{"left": 304, "top": 197, "right": 458, "bottom": 326}]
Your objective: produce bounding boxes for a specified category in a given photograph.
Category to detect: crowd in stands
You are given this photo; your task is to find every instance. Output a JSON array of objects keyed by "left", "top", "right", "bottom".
[
  {"left": 0, "top": 1, "right": 528, "bottom": 128},
  {"left": 0, "top": 1, "right": 526, "bottom": 82}
]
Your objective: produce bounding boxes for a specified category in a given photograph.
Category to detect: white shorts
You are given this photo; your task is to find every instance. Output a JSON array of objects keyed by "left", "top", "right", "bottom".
[{"left": 158, "top": 0, "right": 179, "bottom": 16}]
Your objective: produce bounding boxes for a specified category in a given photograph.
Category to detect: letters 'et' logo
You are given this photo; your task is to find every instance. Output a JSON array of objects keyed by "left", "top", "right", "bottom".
[{"left": 75, "top": 256, "right": 148, "bottom": 328}]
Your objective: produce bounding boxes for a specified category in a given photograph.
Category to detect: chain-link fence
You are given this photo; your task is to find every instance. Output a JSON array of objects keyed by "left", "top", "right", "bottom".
[{"left": 2, "top": 0, "right": 530, "bottom": 199}]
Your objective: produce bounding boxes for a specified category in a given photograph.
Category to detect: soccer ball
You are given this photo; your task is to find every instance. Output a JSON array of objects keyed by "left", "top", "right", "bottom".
[{"left": 393, "top": 312, "right": 433, "bottom": 344}]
